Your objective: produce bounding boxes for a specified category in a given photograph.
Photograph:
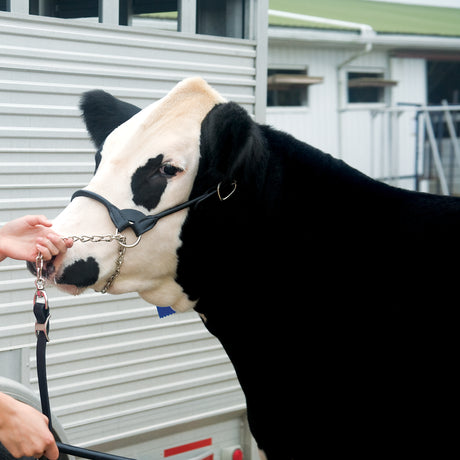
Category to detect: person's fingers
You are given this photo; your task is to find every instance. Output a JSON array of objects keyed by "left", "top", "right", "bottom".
[
  {"left": 47, "top": 233, "right": 70, "bottom": 253},
  {"left": 63, "top": 237, "right": 74, "bottom": 249},
  {"left": 44, "top": 439, "right": 59, "bottom": 460},
  {"left": 25, "top": 215, "right": 53, "bottom": 228},
  {"left": 36, "top": 233, "right": 73, "bottom": 261},
  {"left": 37, "top": 237, "right": 59, "bottom": 257},
  {"left": 37, "top": 415, "right": 58, "bottom": 460},
  {"left": 36, "top": 243, "right": 52, "bottom": 261}
]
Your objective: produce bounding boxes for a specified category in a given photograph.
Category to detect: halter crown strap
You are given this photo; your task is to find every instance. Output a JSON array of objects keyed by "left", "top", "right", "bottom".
[{"left": 71, "top": 186, "right": 220, "bottom": 237}]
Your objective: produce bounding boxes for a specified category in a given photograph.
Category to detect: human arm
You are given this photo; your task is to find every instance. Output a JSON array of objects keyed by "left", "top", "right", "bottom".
[
  {"left": 0, "top": 215, "right": 72, "bottom": 262},
  {"left": 0, "top": 392, "right": 59, "bottom": 459}
]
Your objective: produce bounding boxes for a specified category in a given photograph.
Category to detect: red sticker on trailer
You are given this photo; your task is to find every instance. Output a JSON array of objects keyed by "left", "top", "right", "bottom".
[{"left": 164, "top": 438, "right": 212, "bottom": 457}]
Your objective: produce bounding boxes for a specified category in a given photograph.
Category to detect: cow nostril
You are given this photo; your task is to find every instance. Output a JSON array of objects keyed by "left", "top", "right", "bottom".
[
  {"left": 57, "top": 257, "right": 99, "bottom": 288},
  {"left": 26, "top": 260, "right": 37, "bottom": 276},
  {"left": 46, "top": 259, "right": 56, "bottom": 278}
]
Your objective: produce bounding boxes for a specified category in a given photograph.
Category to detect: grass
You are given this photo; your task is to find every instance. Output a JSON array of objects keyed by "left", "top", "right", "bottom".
[{"left": 269, "top": 0, "right": 460, "bottom": 36}]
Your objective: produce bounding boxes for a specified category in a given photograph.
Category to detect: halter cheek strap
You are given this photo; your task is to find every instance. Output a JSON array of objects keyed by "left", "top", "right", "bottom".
[{"left": 71, "top": 185, "right": 225, "bottom": 237}]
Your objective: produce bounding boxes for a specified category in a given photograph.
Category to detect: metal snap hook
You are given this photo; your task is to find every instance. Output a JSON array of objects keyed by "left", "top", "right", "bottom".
[{"left": 35, "top": 253, "right": 46, "bottom": 291}]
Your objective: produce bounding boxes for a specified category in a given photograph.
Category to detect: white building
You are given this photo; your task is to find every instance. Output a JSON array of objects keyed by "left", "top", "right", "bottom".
[{"left": 266, "top": 2, "right": 460, "bottom": 192}]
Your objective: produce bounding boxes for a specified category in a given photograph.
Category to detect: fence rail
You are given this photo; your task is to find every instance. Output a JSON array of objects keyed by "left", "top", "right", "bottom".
[{"left": 347, "top": 102, "right": 460, "bottom": 195}]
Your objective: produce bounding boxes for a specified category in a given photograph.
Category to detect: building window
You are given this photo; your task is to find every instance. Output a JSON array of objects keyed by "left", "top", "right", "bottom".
[
  {"left": 125, "top": 0, "right": 178, "bottom": 28},
  {"left": 347, "top": 71, "right": 397, "bottom": 104},
  {"left": 267, "top": 69, "right": 323, "bottom": 107},
  {"left": 196, "top": 0, "right": 247, "bottom": 38},
  {"left": 29, "top": 0, "right": 179, "bottom": 26},
  {"left": 427, "top": 61, "right": 460, "bottom": 105},
  {"left": 0, "top": 0, "right": 8, "bottom": 12},
  {"left": 15, "top": 0, "right": 252, "bottom": 38},
  {"left": 29, "top": 0, "right": 99, "bottom": 20}
]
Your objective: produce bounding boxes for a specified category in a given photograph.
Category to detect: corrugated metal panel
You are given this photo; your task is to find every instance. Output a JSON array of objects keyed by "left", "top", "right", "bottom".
[{"left": 0, "top": 12, "right": 251, "bottom": 450}]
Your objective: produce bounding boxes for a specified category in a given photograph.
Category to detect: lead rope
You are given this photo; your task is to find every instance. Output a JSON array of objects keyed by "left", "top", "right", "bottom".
[
  {"left": 33, "top": 253, "right": 136, "bottom": 460},
  {"left": 31, "top": 181, "right": 237, "bottom": 458}
]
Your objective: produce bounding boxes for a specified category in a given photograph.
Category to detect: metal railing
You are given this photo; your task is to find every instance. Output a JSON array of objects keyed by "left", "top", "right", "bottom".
[
  {"left": 418, "top": 103, "right": 460, "bottom": 195},
  {"left": 365, "top": 102, "right": 460, "bottom": 195}
]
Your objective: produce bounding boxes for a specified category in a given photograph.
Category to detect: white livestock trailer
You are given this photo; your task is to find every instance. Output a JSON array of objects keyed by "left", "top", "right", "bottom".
[{"left": 0, "top": 2, "right": 268, "bottom": 459}]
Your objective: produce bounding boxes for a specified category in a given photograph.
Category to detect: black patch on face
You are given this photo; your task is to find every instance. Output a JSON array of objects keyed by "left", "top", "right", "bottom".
[
  {"left": 57, "top": 257, "right": 100, "bottom": 288},
  {"left": 131, "top": 155, "right": 167, "bottom": 211}
]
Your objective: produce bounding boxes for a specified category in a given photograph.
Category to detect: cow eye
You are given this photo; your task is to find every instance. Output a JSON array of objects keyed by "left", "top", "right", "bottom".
[{"left": 159, "top": 163, "right": 183, "bottom": 177}]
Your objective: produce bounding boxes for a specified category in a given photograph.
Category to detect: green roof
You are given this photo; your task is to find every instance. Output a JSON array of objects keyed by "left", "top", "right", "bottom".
[{"left": 269, "top": 0, "right": 460, "bottom": 37}]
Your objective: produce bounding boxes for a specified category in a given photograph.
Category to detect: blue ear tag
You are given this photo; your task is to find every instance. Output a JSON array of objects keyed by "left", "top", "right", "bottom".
[{"left": 157, "top": 306, "right": 176, "bottom": 318}]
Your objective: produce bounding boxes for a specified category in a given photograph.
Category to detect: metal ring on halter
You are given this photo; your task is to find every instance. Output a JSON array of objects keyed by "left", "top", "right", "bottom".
[
  {"left": 115, "top": 229, "right": 142, "bottom": 248},
  {"left": 217, "top": 181, "right": 237, "bottom": 201}
]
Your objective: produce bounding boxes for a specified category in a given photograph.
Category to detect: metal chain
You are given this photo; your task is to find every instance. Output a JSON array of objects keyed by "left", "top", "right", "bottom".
[
  {"left": 33, "top": 231, "right": 129, "bottom": 347},
  {"left": 66, "top": 234, "right": 126, "bottom": 244},
  {"left": 36, "top": 231, "right": 140, "bottom": 295},
  {"left": 35, "top": 252, "right": 46, "bottom": 291},
  {"left": 64, "top": 233, "right": 128, "bottom": 294},
  {"left": 99, "top": 237, "right": 127, "bottom": 294}
]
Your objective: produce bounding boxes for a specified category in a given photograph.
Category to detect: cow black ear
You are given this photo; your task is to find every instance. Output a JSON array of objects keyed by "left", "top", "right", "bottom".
[
  {"left": 80, "top": 90, "right": 141, "bottom": 149},
  {"left": 200, "top": 102, "right": 267, "bottom": 188}
]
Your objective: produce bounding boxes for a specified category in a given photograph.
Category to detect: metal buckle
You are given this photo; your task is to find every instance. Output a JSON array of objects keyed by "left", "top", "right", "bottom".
[
  {"left": 35, "top": 315, "right": 51, "bottom": 342},
  {"left": 34, "top": 289, "right": 48, "bottom": 308}
]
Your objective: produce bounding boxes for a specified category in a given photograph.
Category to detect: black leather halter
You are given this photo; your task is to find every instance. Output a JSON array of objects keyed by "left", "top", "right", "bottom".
[{"left": 71, "top": 186, "right": 219, "bottom": 237}]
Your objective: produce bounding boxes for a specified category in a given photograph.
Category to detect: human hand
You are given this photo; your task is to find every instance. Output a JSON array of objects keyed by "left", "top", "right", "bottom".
[
  {"left": 0, "top": 215, "right": 72, "bottom": 262},
  {"left": 0, "top": 393, "right": 59, "bottom": 459}
]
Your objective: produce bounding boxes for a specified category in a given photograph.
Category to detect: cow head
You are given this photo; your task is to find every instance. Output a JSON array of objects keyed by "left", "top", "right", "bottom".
[{"left": 36, "top": 77, "right": 265, "bottom": 312}]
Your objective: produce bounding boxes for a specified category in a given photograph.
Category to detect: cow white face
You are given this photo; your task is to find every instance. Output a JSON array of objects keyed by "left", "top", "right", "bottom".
[{"left": 46, "top": 78, "right": 225, "bottom": 311}]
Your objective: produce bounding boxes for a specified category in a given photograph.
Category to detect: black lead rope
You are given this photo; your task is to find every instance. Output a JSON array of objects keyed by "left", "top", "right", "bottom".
[
  {"left": 34, "top": 292, "right": 52, "bottom": 428},
  {"left": 32, "top": 181, "right": 237, "bottom": 460},
  {"left": 33, "top": 277, "right": 135, "bottom": 460}
]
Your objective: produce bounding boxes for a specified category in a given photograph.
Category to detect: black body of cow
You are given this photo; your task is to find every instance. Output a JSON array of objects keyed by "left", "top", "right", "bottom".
[
  {"left": 79, "top": 93, "right": 457, "bottom": 459},
  {"left": 178, "top": 103, "right": 457, "bottom": 459}
]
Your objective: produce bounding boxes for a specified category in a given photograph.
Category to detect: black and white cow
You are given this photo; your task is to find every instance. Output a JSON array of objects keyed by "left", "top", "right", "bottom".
[{"left": 37, "top": 77, "right": 457, "bottom": 459}]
